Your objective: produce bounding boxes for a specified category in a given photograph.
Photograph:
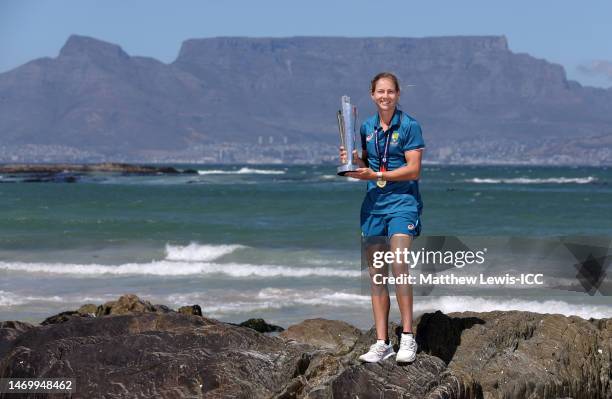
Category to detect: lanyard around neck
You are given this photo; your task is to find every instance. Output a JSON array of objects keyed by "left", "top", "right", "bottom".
[{"left": 374, "top": 126, "right": 391, "bottom": 171}]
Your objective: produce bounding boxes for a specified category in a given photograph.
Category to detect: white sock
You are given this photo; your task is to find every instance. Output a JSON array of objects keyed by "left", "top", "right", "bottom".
[{"left": 376, "top": 339, "right": 386, "bottom": 345}]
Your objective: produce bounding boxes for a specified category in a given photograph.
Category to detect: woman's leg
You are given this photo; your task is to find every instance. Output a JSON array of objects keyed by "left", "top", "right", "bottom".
[
  {"left": 390, "top": 234, "right": 414, "bottom": 333},
  {"left": 367, "top": 242, "right": 390, "bottom": 340}
]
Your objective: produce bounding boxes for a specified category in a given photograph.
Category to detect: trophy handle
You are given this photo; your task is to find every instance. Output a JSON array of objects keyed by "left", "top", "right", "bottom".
[
  {"left": 352, "top": 106, "right": 358, "bottom": 149},
  {"left": 337, "top": 110, "right": 346, "bottom": 151}
]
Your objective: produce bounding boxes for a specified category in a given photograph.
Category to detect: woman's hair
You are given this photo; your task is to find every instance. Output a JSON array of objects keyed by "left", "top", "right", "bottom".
[{"left": 370, "top": 72, "right": 400, "bottom": 93}]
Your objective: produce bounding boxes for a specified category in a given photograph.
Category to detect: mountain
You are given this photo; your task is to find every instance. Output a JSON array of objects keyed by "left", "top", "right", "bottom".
[{"left": 0, "top": 34, "right": 610, "bottom": 164}]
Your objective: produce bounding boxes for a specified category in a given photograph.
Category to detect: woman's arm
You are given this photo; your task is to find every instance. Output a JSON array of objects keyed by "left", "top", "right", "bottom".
[
  {"left": 346, "top": 149, "right": 422, "bottom": 181},
  {"left": 380, "top": 149, "right": 422, "bottom": 181}
]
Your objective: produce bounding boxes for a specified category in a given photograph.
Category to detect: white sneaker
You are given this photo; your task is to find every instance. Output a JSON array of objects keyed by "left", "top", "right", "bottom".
[
  {"left": 396, "top": 333, "right": 417, "bottom": 363},
  {"left": 358, "top": 341, "right": 395, "bottom": 363}
]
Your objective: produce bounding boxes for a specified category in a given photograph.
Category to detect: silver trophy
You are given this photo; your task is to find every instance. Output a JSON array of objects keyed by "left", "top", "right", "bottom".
[{"left": 337, "top": 95, "right": 360, "bottom": 175}]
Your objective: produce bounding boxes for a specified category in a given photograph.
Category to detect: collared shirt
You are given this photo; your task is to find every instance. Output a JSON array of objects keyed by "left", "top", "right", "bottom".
[{"left": 359, "top": 108, "right": 425, "bottom": 215}]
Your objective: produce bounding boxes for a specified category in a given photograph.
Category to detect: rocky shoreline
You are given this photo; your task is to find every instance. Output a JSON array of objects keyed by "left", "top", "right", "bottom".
[
  {"left": 0, "top": 294, "right": 610, "bottom": 398},
  {"left": 0, "top": 163, "right": 197, "bottom": 183},
  {"left": 0, "top": 163, "right": 198, "bottom": 174}
]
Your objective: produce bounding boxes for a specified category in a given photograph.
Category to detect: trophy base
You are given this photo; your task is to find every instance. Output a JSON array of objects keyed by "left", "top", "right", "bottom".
[{"left": 337, "top": 163, "right": 360, "bottom": 176}]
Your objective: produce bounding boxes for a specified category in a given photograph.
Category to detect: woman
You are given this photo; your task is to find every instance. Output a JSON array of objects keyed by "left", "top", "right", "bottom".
[{"left": 340, "top": 72, "right": 424, "bottom": 363}]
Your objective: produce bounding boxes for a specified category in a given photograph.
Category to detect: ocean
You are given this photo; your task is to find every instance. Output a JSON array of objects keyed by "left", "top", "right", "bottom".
[{"left": 1, "top": 165, "right": 610, "bottom": 328}]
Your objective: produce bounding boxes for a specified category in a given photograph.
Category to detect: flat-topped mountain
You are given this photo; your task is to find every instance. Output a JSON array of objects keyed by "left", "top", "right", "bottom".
[{"left": 1, "top": 35, "right": 610, "bottom": 164}]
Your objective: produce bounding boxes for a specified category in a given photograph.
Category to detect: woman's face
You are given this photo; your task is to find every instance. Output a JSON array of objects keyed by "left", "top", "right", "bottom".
[{"left": 371, "top": 78, "right": 399, "bottom": 112}]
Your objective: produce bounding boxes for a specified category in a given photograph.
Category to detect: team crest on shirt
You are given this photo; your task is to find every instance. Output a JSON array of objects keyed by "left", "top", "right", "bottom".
[
  {"left": 391, "top": 131, "right": 400, "bottom": 144},
  {"left": 407, "top": 223, "right": 415, "bottom": 230},
  {"left": 366, "top": 133, "right": 373, "bottom": 142}
]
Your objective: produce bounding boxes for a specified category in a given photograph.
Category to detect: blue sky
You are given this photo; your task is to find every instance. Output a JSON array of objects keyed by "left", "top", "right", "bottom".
[{"left": 1, "top": 0, "right": 611, "bottom": 88}]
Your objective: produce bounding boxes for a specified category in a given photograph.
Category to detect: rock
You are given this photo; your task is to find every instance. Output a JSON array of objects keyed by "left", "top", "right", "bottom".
[
  {"left": 21, "top": 173, "right": 79, "bottom": 183},
  {"left": 0, "top": 312, "right": 314, "bottom": 399},
  {"left": 76, "top": 303, "right": 98, "bottom": 316},
  {"left": 41, "top": 295, "right": 177, "bottom": 326},
  {"left": 301, "top": 322, "right": 464, "bottom": 398},
  {"left": 416, "top": 310, "right": 486, "bottom": 363},
  {"left": 240, "top": 318, "right": 285, "bottom": 333},
  {"left": 152, "top": 166, "right": 181, "bottom": 174},
  {"left": 281, "top": 312, "right": 611, "bottom": 399},
  {"left": 280, "top": 318, "right": 361, "bottom": 355},
  {"left": 1, "top": 298, "right": 609, "bottom": 399},
  {"left": 0, "top": 163, "right": 182, "bottom": 175},
  {"left": 178, "top": 304, "right": 203, "bottom": 316},
  {"left": 152, "top": 304, "right": 175, "bottom": 314},
  {"left": 0, "top": 320, "right": 35, "bottom": 359},
  {"left": 280, "top": 319, "right": 459, "bottom": 398},
  {"left": 41, "top": 304, "right": 99, "bottom": 325},
  {"left": 96, "top": 293, "right": 166, "bottom": 316},
  {"left": 41, "top": 310, "right": 86, "bottom": 325},
  {"left": 300, "top": 352, "right": 344, "bottom": 394},
  {"left": 417, "top": 310, "right": 612, "bottom": 399},
  {"left": 0, "top": 163, "right": 193, "bottom": 183},
  {"left": 329, "top": 354, "right": 449, "bottom": 398}
]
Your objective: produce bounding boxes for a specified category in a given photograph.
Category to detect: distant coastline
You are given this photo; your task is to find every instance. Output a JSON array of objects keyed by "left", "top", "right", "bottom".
[{"left": 0, "top": 163, "right": 197, "bottom": 174}]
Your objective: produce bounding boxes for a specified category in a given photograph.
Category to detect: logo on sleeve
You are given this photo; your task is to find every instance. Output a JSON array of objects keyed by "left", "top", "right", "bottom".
[{"left": 366, "top": 133, "right": 373, "bottom": 142}]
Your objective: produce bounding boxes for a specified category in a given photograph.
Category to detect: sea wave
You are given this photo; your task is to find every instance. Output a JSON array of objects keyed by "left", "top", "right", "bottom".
[
  {"left": 3, "top": 288, "right": 610, "bottom": 321},
  {"left": 166, "top": 288, "right": 370, "bottom": 315},
  {"left": 0, "top": 290, "right": 65, "bottom": 307},
  {"left": 465, "top": 176, "right": 597, "bottom": 184},
  {"left": 197, "top": 167, "right": 285, "bottom": 175},
  {"left": 165, "top": 243, "right": 245, "bottom": 262},
  {"left": 0, "top": 261, "right": 360, "bottom": 278},
  {"left": 413, "top": 296, "right": 612, "bottom": 320},
  {"left": 0, "top": 291, "right": 120, "bottom": 307},
  {"left": 166, "top": 289, "right": 612, "bottom": 320}
]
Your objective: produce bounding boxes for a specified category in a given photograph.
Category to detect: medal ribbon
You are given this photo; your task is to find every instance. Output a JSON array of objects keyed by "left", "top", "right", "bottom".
[{"left": 374, "top": 126, "right": 391, "bottom": 172}]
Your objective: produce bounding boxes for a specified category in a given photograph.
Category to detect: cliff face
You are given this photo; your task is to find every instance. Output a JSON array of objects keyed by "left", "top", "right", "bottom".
[
  {"left": 0, "top": 35, "right": 611, "bottom": 162},
  {"left": 0, "top": 36, "right": 203, "bottom": 151}
]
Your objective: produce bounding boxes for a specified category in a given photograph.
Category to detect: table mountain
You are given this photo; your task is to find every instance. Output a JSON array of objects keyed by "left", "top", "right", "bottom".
[{"left": 1, "top": 35, "right": 610, "bottom": 164}]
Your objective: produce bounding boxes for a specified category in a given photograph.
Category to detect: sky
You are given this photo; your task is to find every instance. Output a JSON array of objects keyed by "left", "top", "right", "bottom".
[{"left": 1, "top": 0, "right": 611, "bottom": 88}]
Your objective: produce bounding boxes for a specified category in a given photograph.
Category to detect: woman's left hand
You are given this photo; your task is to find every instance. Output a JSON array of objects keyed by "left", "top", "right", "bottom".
[{"left": 346, "top": 168, "right": 377, "bottom": 180}]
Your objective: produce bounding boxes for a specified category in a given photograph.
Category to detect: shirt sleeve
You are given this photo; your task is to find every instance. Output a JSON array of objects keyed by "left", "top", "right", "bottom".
[{"left": 400, "top": 120, "right": 425, "bottom": 152}]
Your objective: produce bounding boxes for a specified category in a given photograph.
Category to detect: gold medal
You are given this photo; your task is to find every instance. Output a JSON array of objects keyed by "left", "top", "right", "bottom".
[{"left": 377, "top": 165, "right": 387, "bottom": 188}]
